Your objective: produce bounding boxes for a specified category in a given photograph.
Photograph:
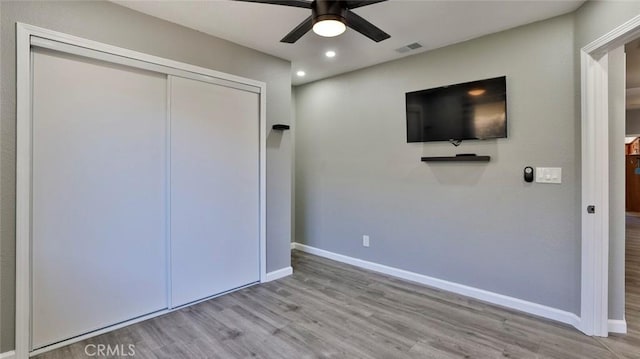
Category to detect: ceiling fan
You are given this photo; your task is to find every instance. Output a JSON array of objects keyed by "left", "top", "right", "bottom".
[{"left": 235, "top": 0, "right": 390, "bottom": 43}]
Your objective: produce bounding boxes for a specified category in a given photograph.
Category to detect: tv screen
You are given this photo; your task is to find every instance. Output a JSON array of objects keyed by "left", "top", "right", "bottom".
[{"left": 405, "top": 76, "right": 507, "bottom": 143}]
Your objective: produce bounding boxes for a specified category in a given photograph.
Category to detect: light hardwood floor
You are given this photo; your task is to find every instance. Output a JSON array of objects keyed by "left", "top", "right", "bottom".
[
  {"left": 36, "top": 234, "right": 640, "bottom": 358},
  {"left": 595, "top": 214, "right": 640, "bottom": 357}
]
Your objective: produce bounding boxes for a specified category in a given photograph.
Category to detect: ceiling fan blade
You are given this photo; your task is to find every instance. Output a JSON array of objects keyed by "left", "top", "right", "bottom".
[
  {"left": 344, "top": 0, "right": 387, "bottom": 9},
  {"left": 345, "top": 10, "right": 390, "bottom": 42},
  {"left": 233, "top": 0, "right": 311, "bottom": 9},
  {"left": 281, "top": 16, "right": 314, "bottom": 43}
]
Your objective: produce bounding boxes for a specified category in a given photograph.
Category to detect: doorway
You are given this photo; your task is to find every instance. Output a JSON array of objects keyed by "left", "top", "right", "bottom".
[
  {"left": 580, "top": 14, "right": 640, "bottom": 337},
  {"left": 622, "top": 38, "right": 640, "bottom": 338}
]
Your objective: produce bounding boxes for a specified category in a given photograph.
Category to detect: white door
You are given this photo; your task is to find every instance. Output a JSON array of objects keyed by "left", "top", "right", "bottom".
[
  {"left": 170, "top": 76, "right": 260, "bottom": 307},
  {"left": 31, "top": 49, "right": 168, "bottom": 349}
]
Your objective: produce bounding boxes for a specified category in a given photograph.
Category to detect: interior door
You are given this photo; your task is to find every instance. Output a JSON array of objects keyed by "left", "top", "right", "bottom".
[
  {"left": 170, "top": 76, "right": 260, "bottom": 307},
  {"left": 31, "top": 49, "right": 168, "bottom": 349}
]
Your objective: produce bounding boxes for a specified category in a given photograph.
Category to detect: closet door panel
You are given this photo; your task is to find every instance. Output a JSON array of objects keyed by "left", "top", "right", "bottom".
[
  {"left": 31, "top": 49, "right": 168, "bottom": 349},
  {"left": 170, "top": 76, "right": 259, "bottom": 307}
]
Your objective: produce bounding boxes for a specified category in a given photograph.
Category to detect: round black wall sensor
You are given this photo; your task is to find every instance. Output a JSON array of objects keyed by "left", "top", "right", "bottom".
[{"left": 524, "top": 166, "right": 534, "bottom": 183}]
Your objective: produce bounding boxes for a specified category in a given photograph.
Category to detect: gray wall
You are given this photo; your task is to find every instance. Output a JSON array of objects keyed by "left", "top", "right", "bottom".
[
  {"left": 295, "top": 14, "right": 580, "bottom": 313},
  {"left": 0, "top": 1, "right": 292, "bottom": 353},
  {"left": 627, "top": 109, "right": 640, "bottom": 135},
  {"left": 575, "top": 1, "right": 640, "bottom": 50},
  {"left": 0, "top": 2, "right": 4, "bottom": 354},
  {"left": 574, "top": 0, "right": 640, "bottom": 322},
  {"left": 608, "top": 46, "right": 626, "bottom": 321},
  {"left": 291, "top": 89, "right": 297, "bottom": 244}
]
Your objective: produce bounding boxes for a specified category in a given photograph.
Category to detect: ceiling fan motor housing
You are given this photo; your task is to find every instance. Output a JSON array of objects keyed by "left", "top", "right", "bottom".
[
  {"left": 312, "top": 0, "right": 348, "bottom": 25},
  {"left": 235, "top": 0, "right": 390, "bottom": 43}
]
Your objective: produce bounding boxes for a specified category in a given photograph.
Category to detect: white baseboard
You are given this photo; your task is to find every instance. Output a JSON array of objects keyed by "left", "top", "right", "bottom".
[
  {"left": 0, "top": 351, "right": 15, "bottom": 359},
  {"left": 264, "top": 266, "right": 293, "bottom": 282},
  {"left": 608, "top": 319, "right": 627, "bottom": 334},
  {"left": 292, "top": 242, "right": 581, "bottom": 330}
]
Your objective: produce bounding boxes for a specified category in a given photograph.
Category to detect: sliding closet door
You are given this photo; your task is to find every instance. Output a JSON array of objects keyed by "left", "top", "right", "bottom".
[
  {"left": 170, "top": 76, "right": 260, "bottom": 307},
  {"left": 31, "top": 49, "right": 168, "bottom": 349}
]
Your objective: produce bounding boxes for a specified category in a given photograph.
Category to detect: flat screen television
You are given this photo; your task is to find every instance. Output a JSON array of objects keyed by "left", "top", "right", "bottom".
[{"left": 405, "top": 76, "right": 507, "bottom": 143}]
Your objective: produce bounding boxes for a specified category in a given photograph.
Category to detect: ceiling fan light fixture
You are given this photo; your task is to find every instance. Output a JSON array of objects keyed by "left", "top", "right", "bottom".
[
  {"left": 312, "top": 19, "right": 346, "bottom": 38},
  {"left": 236, "top": 0, "right": 390, "bottom": 44}
]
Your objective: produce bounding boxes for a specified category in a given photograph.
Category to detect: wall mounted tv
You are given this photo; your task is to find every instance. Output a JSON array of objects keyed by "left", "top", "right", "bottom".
[{"left": 405, "top": 76, "right": 507, "bottom": 143}]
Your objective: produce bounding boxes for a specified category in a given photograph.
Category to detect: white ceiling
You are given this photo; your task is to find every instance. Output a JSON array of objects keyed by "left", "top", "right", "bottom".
[{"left": 114, "top": 0, "right": 585, "bottom": 86}]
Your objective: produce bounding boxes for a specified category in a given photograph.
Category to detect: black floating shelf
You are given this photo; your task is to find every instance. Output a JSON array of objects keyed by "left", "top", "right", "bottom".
[
  {"left": 272, "top": 124, "right": 290, "bottom": 131},
  {"left": 421, "top": 155, "right": 491, "bottom": 162}
]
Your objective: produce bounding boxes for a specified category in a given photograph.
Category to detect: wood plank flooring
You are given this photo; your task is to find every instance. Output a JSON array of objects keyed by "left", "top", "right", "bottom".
[
  {"left": 594, "top": 214, "right": 640, "bottom": 357},
  {"left": 36, "top": 232, "right": 640, "bottom": 358}
]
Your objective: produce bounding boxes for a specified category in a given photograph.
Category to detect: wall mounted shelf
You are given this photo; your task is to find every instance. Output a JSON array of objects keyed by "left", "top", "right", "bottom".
[
  {"left": 272, "top": 124, "right": 290, "bottom": 131},
  {"left": 421, "top": 155, "right": 491, "bottom": 162}
]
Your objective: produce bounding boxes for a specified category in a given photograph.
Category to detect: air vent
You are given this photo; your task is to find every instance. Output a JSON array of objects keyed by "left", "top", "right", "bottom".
[{"left": 395, "top": 42, "right": 423, "bottom": 53}]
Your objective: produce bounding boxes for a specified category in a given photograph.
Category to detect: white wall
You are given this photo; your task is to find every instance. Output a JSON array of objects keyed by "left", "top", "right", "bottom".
[{"left": 295, "top": 14, "right": 579, "bottom": 313}]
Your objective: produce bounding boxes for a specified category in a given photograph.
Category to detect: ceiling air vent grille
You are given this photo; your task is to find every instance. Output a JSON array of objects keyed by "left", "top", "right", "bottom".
[{"left": 395, "top": 42, "right": 423, "bottom": 53}]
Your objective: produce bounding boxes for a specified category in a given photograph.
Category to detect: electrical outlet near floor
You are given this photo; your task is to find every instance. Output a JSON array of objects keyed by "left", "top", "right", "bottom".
[{"left": 363, "top": 235, "right": 370, "bottom": 247}]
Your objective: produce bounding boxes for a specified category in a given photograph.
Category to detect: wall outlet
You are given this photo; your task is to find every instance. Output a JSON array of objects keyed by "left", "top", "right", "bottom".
[{"left": 362, "top": 235, "right": 370, "bottom": 247}]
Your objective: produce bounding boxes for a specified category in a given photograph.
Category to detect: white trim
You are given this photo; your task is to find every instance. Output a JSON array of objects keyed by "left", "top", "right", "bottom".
[
  {"left": 292, "top": 243, "right": 581, "bottom": 329},
  {"left": 264, "top": 267, "right": 293, "bottom": 282},
  {"left": 583, "top": 14, "right": 640, "bottom": 57},
  {"left": 608, "top": 319, "right": 627, "bottom": 334},
  {"left": 259, "top": 81, "right": 267, "bottom": 284},
  {"left": 166, "top": 76, "right": 173, "bottom": 310},
  {"left": 15, "top": 23, "right": 32, "bottom": 359},
  {"left": 0, "top": 351, "right": 16, "bottom": 359},
  {"left": 580, "top": 14, "right": 640, "bottom": 337},
  {"left": 15, "top": 23, "right": 268, "bottom": 358},
  {"left": 580, "top": 50, "right": 610, "bottom": 337},
  {"left": 31, "top": 37, "right": 260, "bottom": 94}
]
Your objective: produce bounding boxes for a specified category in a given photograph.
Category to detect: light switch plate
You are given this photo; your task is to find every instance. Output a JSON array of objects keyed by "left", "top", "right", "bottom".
[{"left": 536, "top": 167, "right": 562, "bottom": 184}]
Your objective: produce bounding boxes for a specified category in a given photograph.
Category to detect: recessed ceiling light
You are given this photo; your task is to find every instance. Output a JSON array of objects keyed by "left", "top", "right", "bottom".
[
  {"left": 325, "top": 50, "right": 336, "bottom": 58},
  {"left": 296, "top": 70, "right": 306, "bottom": 77}
]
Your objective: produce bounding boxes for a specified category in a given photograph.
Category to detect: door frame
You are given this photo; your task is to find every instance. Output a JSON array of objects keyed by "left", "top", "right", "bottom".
[
  {"left": 15, "top": 23, "right": 267, "bottom": 358},
  {"left": 580, "top": 14, "right": 640, "bottom": 336}
]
